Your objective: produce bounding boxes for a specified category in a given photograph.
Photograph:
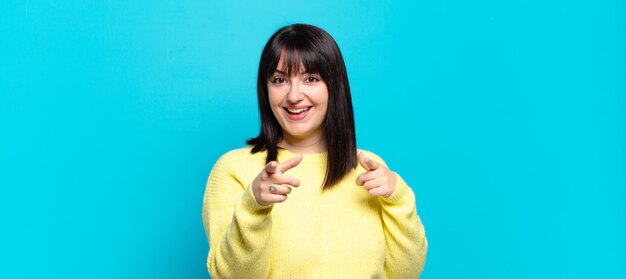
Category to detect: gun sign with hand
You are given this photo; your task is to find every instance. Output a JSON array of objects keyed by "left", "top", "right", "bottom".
[
  {"left": 251, "top": 154, "right": 303, "bottom": 205},
  {"left": 356, "top": 152, "right": 397, "bottom": 198}
]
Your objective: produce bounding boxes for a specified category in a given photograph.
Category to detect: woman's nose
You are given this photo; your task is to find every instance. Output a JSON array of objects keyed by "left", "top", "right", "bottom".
[{"left": 287, "top": 82, "right": 305, "bottom": 103}]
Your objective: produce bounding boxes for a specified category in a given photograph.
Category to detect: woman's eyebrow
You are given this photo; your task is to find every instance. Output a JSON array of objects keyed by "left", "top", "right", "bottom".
[
  {"left": 273, "top": 70, "right": 288, "bottom": 75},
  {"left": 272, "top": 69, "right": 317, "bottom": 75}
]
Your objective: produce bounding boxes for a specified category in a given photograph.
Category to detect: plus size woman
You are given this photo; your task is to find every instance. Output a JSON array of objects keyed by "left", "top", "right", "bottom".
[{"left": 202, "top": 24, "right": 427, "bottom": 279}]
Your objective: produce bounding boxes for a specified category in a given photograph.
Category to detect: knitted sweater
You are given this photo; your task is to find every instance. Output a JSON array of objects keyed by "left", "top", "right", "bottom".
[{"left": 201, "top": 147, "right": 427, "bottom": 278}]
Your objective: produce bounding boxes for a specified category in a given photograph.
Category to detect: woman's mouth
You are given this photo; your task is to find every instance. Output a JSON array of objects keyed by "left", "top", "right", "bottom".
[{"left": 284, "top": 106, "right": 311, "bottom": 121}]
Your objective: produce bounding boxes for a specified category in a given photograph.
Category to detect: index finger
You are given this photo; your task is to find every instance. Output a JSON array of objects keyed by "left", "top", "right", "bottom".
[
  {"left": 271, "top": 173, "right": 301, "bottom": 187},
  {"left": 279, "top": 154, "right": 303, "bottom": 173}
]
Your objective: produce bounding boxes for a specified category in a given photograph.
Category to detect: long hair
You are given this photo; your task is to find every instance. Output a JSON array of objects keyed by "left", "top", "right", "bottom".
[{"left": 247, "top": 24, "right": 357, "bottom": 189}]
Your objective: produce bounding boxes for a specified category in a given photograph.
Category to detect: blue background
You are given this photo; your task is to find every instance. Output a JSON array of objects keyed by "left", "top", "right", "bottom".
[{"left": 1, "top": 0, "right": 624, "bottom": 278}]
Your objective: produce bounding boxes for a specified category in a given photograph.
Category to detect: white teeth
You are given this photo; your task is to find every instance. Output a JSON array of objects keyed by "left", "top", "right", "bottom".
[{"left": 286, "top": 107, "right": 310, "bottom": 114}]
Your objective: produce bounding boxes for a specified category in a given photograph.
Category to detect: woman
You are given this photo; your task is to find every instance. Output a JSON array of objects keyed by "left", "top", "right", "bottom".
[{"left": 202, "top": 24, "right": 427, "bottom": 278}]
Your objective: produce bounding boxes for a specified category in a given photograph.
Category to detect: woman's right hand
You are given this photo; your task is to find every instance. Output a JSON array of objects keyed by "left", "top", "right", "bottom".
[{"left": 251, "top": 154, "right": 303, "bottom": 206}]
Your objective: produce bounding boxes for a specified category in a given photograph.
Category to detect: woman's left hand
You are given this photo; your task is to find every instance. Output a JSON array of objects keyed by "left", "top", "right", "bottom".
[{"left": 356, "top": 152, "right": 397, "bottom": 197}]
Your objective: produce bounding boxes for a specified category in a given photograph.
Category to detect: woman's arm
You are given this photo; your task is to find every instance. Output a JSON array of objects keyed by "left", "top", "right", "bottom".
[
  {"left": 357, "top": 151, "right": 428, "bottom": 278},
  {"left": 379, "top": 176, "right": 428, "bottom": 278},
  {"left": 201, "top": 153, "right": 273, "bottom": 279}
]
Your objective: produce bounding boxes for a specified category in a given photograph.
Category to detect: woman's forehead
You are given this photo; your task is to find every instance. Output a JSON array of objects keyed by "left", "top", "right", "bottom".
[{"left": 275, "top": 58, "right": 308, "bottom": 74}]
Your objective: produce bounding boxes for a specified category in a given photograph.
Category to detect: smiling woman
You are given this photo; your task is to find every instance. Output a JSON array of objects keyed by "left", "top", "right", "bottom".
[
  {"left": 248, "top": 24, "right": 357, "bottom": 189},
  {"left": 201, "top": 24, "right": 427, "bottom": 278}
]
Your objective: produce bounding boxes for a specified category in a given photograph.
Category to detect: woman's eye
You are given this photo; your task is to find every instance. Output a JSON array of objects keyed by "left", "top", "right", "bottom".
[
  {"left": 271, "top": 77, "right": 286, "bottom": 84},
  {"left": 306, "top": 76, "right": 320, "bottom": 83}
]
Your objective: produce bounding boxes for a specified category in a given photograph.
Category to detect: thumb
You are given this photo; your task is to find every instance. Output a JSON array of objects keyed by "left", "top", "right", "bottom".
[
  {"left": 264, "top": 161, "right": 279, "bottom": 174},
  {"left": 357, "top": 152, "right": 372, "bottom": 171},
  {"left": 359, "top": 153, "right": 380, "bottom": 171}
]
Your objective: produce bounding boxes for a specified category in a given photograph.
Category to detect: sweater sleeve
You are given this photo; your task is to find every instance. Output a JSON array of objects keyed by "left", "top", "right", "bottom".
[
  {"left": 379, "top": 175, "right": 428, "bottom": 278},
  {"left": 201, "top": 153, "right": 274, "bottom": 279}
]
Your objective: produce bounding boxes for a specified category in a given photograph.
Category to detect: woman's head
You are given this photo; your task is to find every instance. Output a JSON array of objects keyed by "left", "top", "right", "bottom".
[
  {"left": 248, "top": 23, "right": 357, "bottom": 189},
  {"left": 266, "top": 51, "right": 329, "bottom": 145}
]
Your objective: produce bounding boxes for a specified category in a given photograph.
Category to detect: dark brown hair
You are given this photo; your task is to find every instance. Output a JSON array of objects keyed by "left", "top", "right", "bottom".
[{"left": 247, "top": 24, "right": 357, "bottom": 189}]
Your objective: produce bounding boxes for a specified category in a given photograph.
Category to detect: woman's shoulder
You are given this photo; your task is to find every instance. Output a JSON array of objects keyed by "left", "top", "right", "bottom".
[
  {"left": 220, "top": 146, "right": 254, "bottom": 157},
  {"left": 207, "top": 146, "right": 266, "bottom": 187},
  {"left": 208, "top": 146, "right": 265, "bottom": 179},
  {"left": 216, "top": 146, "right": 257, "bottom": 162}
]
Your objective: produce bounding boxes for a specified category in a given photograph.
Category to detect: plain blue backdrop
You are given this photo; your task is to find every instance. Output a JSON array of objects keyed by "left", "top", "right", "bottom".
[{"left": 1, "top": 0, "right": 624, "bottom": 278}]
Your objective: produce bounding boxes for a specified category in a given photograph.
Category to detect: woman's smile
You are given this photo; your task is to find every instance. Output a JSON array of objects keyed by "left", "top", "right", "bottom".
[{"left": 284, "top": 106, "right": 312, "bottom": 121}]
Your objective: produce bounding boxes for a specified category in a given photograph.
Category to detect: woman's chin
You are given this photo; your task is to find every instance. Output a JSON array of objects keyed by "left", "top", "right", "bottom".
[
  {"left": 284, "top": 130, "right": 311, "bottom": 139},
  {"left": 282, "top": 127, "right": 320, "bottom": 140}
]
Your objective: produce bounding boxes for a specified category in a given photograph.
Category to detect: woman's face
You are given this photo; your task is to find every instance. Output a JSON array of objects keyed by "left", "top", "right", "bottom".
[{"left": 268, "top": 60, "right": 329, "bottom": 143}]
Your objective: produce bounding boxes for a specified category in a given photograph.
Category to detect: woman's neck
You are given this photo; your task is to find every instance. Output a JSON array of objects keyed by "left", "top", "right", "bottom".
[{"left": 278, "top": 133, "right": 327, "bottom": 154}]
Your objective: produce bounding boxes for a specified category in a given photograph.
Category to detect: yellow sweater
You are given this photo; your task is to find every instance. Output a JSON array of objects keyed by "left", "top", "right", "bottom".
[{"left": 202, "top": 147, "right": 427, "bottom": 278}]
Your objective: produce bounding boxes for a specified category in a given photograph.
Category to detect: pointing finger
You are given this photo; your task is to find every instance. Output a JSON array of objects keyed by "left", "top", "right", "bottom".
[
  {"left": 279, "top": 154, "right": 303, "bottom": 173},
  {"left": 356, "top": 171, "right": 377, "bottom": 186},
  {"left": 363, "top": 177, "right": 382, "bottom": 190}
]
